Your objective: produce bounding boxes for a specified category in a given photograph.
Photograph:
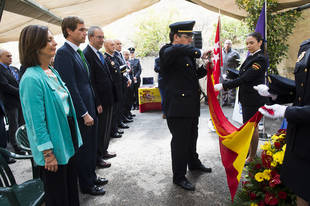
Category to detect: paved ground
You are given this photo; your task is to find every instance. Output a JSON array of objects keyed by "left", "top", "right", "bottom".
[{"left": 10, "top": 104, "right": 282, "bottom": 206}]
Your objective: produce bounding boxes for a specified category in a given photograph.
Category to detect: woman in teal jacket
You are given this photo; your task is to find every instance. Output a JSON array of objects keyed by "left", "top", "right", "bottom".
[{"left": 19, "top": 25, "right": 83, "bottom": 206}]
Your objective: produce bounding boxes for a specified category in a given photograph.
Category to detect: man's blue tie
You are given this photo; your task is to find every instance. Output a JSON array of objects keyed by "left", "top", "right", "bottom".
[{"left": 97, "top": 51, "right": 105, "bottom": 65}]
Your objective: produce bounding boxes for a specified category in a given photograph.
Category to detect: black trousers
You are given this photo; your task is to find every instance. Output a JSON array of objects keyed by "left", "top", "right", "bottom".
[
  {"left": 111, "top": 102, "right": 120, "bottom": 134},
  {"left": 167, "top": 117, "right": 202, "bottom": 181},
  {"left": 76, "top": 115, "right": 98, "bottom": 192},
  {"left": 39, "top": 155, "right": 79, "bottom": 206},
  {"left": 97, "top": 105, "right": 113, "bottom": 160},
  {"left": 133, "top": 79, "right": 141, "bottom": 107},
  {"left": 0, "top": 115, "right": 7, "bottom": 148},
  {"left": 6, "top": 107, "right": 19, "bottom": 148}
]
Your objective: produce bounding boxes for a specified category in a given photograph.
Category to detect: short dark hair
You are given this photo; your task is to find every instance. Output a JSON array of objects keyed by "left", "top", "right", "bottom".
[
  {"left": 169, "top": 32, "right": 182, "bottom": 43},
  {"left": 19, "top": 25, "right": 48, "bottom": 68},
  {"left": 62, "top": 16, "right": 84, "bottom": 38},
  {"left": 247, "top": 32, "right": 263, "bottom": 43}
]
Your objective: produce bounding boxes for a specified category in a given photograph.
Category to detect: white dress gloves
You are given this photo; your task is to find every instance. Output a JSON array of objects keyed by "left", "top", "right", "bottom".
[
  {"left": 253, "top": 84, "right": 278, "bottom": 100},
  {"left": 214, "top": 83, "right": 223, "bottom": 92},
  {"left": 258, "top": 104, "right": 288, "bottom": 119}
]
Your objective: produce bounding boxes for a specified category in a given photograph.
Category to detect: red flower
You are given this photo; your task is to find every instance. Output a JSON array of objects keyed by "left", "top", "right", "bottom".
[
  {"left": 276, "top": 129, "right": 286, "bottom": 135},
  {"left": 269, "top": 174, "right": 281, "bottom": 188},
  {"left": 255, "top": 163, "right": 262, "bottom": 170},
  {"left": 270, "top": 170, "right": 278, "bottom": 178},
  {"left": 258, "top": 201, "right": 265, "bottom": 206},
  {"left": 261, "top": 150, "right": 273, "bottom": 168},
  {"left": 274, "top": 141, "right": 282, "bottom": 149},
  {"left": 249, "top": 192, "right": 256, "bottom": 200},
  {"left": 278, "top": 191, "right": 287, "bottom": 199},
  {"left": 264, "top": 192, "right": 279, "bottom": 205}
]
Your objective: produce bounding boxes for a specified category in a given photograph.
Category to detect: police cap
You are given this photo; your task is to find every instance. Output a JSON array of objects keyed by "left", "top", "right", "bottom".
[
  {"left": 128, "top": 47, "right": 135, "bottom": 53},
  {"left": 267, "top": 74, "right": 295, "bottom": 96},
  {"left": 169, "top": 20, "right": 195, "bottom": 34}
]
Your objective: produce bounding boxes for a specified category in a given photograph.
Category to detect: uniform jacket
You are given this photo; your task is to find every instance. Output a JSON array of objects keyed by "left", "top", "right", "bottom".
[
  {"left": 281, "top": 39, "right": 310, "bottom": 161},
  {"left": 19, "top": 66, "right": 83, "bottom": 166},
  {"left": 104, "top": 52, "right": 123, "bottom": 102},
  {"left": 54, "top": 42, "right": 96, "bottom": 118},
  {"left": 129, "top": 58, "right": 142, "bottom": 80},
  {"left": 83, "top": 45, "right": 116, "bottom": 107},
  {"left": 0, "top": 99, "right": 5, "bottom": 116},
  {"left": 0, "top": 64, "right": 20, "bottom": 110},
  {"left": 223, "top": 50, "right": 267, "bottom": 107},
  {"left": 159, "top": 43, "right": 207, "bottom": 117}
]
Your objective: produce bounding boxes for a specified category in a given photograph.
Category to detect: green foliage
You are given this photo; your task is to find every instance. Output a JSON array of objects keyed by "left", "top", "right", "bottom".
[
  {"left": 132, "top": 9, "right": 178, "bottom": 57},
  {"left": 235, "top": 0, "right": 302, "bottom": 74},
  {"left": 209, "top": 16, "right": 250, "bottom": 47}
]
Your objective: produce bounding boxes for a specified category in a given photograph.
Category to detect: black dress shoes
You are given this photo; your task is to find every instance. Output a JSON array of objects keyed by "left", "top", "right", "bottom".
[
  {"left": 81, "top": 185, "right": 106, "bottom": 196},
  {"left": 94, "top": 177, "right": 108, "bottom": 186},
  {"left": 14, "top": 147, "right": 26, "bottom": 155},
  {"left": 97, "top": 159, "right": 111, "bottom": 168},
  {"left": 119, "top": 122, "right": 129, "bottom": 129},
  {"left": 103, "top": 152, "right": 116, "bottom": 159},
  {"left": 173, "top": 179, "right": 195, "bottom": 191},
  {"left": 123, "top": 118, "right": 133, "bottom": 123},
  {"left": 189, "top": 164, "right": 212, "bottom": 173},
  {"left": 111, "top": 133, "right": 122, "bottom": 138},
  {"left": 117, "top": 129, "right": 124, "bottom": 134}
]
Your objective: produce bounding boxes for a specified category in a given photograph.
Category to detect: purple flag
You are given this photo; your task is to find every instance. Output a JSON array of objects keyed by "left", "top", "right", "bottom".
[{"left": 255, "top": 4, "right": 266, "bottom": 40}]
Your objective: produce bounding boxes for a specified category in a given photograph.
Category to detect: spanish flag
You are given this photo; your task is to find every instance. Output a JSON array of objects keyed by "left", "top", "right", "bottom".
[{"left": 206, "top": 69, "right": 262, "bottom": 201}]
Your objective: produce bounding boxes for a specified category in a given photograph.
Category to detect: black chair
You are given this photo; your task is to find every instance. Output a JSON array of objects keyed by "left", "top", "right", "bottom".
[
  {"left": 15, "top": 125, "right": 40, "bottom": 179},
  {"left": 0, "top": 148, "right": 45, "bottom": 206}
]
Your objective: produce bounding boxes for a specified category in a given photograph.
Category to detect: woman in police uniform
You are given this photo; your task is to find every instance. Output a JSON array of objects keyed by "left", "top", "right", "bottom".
[
  {"left": 214, "top": 32, "right": 268, "bottom": 163},
  {"left": 258, "top": 39, "right": 310, "bottom": 206}
]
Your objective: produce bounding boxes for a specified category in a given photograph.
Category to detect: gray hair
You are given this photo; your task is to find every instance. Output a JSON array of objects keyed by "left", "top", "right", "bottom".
[
  {"left": 224, "top": 40, "right": 232, "bottom": 44},
  {"left": 88, "top": 26, "right": 102, "bottom": 39},
  {"left": 0, "top": 49, "right": 7, "bottom": 57}
]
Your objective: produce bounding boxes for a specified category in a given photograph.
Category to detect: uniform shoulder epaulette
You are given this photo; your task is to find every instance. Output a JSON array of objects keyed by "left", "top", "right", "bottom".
[{"left": 252, "top": 62, "right": 261, "bottom": 70}]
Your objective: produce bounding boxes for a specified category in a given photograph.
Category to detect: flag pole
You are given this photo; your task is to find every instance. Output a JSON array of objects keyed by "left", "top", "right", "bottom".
[{"left": 263, "top": 0, "right": 267, "bottom": 139}]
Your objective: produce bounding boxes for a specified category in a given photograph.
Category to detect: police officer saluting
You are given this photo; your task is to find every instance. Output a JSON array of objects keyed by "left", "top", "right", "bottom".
[{"left": 159, "top": 20, "right": 213, "bottom": 191}]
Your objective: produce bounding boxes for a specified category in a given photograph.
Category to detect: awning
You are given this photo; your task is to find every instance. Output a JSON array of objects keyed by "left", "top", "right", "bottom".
[{"left": 0, "top": 0, "right": 159, "bottom": 42}]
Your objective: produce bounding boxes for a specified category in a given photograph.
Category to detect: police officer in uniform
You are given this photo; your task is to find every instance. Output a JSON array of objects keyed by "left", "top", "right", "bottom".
[
  {"left": 257, "top": 38, "right": 310, "bottom": 206},
  {"left": 215, "top": 32, "right": 268, "bottom": 164},
  {"left": 159, "top": 20, "right": 212, "bottom": 191}
]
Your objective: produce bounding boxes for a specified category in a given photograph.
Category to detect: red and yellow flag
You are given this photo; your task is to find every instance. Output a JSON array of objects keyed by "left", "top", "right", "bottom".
[
  {"left": 207, "top": 68, "right": 262, "bottom": 201},
  {"left": 212, "top": 17, "right": 223, "bottom": 94}
]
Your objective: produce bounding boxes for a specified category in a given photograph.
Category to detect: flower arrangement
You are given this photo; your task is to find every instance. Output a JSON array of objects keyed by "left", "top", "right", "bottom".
[{"left": 232, "top": 129, "right": 296, "bottom": 206}]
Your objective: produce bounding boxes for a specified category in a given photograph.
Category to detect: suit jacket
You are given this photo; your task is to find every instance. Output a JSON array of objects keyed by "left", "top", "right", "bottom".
[
  {"left": 0, "top": 64, "right": 20, "bottom": 110},
  {"left": 159, "top": 43, "right": 206, "bottom": 117},
  {"left": 278, "top": 39, "right": 310, "bottom": 161},
  {"left": 19, "top": 66, "right": 82, "bottom": 166},
  {"left": 83, "top": 45, "right": 116, "bottom": 107},
  {"left": 223, "top": 50, "right": 268, "bottom": 107},
  {"left": 129, "top": 58, "right": 142, "bottom": 80},
  {"left": 54, "top": 42, "right": 96, "bottom": 118},
  {"left": 0, "top": 99, "right": 5, "bottom": 116},
  {"left": 104, "top": 53, "right": 123, "bottom": 102}
]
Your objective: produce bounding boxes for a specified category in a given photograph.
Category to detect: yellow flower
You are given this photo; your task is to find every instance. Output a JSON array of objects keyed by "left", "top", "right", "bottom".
[
  {"left": 282, "top": 144, "right": 286, "bottom": 152},
  {"left": 251, "top": 203, "right": 258, "bottom": 206},
  {"left": 273, "top": 150, "right": 285, "bottom": 164},
  {"left": 266, "top": 150, "right": 273, "bottom": 156},
  {"left": 254, "top": 172, "right": 264, "bottom": 182},
  {"left": 271, "top": 161, "right": 277, "bottom": 167},
  {"left": 261, "top": 141, "right": 272, "bottom": 151},
  {"left": 263, "top": 169, "right": 271, "bottom": 180}
]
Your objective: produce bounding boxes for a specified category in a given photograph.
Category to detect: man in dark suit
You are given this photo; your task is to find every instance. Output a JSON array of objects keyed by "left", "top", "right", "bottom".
[
  {"left": 83, "top": 26, "right": 116, "bottom": 169},
  {"left": 54, "top": 16, "right": 106, "bottom": 196},
  {"left": 104, "top": 40, "right": 124, "bottom": 138},
  {"left": 159, "top": 21, "right": 212, "bottom": 191},
  {"left": 0, "top": 49, "right": 24, "bottom": 155},
  {"left": 128, "top": 47, "right": 142, "bottom": 110}
]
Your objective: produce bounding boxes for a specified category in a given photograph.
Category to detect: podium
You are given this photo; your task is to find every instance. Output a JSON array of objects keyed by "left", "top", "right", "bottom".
[{"left": 138, "top": 86, "right": 162, "bottom": 112}]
